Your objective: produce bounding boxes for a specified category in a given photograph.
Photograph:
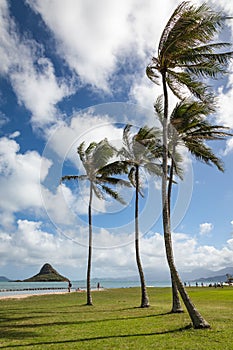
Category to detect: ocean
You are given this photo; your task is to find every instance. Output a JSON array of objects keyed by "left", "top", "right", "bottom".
[
  {"left": 0, "top": 280, "right": 171, "bottom": 297},
  {"left": 0, "top": 279, "right": 221, "bottom": 298}
]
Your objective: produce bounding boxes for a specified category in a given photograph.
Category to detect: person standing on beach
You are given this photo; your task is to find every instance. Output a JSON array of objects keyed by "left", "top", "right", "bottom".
[{"left": 68, "top": 280, "right": 72, "bottom": 292}]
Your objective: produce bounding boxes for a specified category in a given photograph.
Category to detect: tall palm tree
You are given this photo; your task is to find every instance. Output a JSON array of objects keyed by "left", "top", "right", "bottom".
[
  {"left": 155, "top": 96, "right": 232, "bottom": 313},
  {"left": 147, "top": 1, "right": 233, "bottom": 328},
  {"left": 61, "top": 138, "right": 130, "bottom": 306},
  {"left": 118, "top": 124, "right": 162, "bottom": 308}
]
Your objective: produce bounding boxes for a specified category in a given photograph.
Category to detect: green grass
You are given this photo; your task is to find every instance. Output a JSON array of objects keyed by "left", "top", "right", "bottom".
[{"left": 0, "top": 287, "right": 233, "bottom": 349}]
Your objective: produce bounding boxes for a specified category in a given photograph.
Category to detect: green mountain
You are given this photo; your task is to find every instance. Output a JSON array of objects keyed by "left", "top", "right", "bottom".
[{"left": 23, "top": 263, "right": 69, "bottom": 282}]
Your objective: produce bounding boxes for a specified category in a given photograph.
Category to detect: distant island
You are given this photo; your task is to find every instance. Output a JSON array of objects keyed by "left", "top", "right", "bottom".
[{"left": 22, "top": 263, "right": 69, "bottom": 282}]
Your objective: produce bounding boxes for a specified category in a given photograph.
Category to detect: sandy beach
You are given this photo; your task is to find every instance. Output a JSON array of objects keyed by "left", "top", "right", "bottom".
[
  {"left": 0, "top": 291, "right": 70, "bottom": 300},
  {"left": 0, "top": 288, "right": 105, "bottom": 300}
]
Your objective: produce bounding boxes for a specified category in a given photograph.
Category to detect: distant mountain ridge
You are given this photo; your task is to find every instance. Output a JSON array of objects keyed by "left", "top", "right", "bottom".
[
  {"left": 184, "top": 267, "right": 233, "bottom": 282},
  {"left": 0, "top": 276, "right": 11, "bottom": 282},
  {"left": 23, "top": 263, "right": 69, "bottom": 282},
  {"left": 100, "top": 267, "right": 233, "bottom": 283}
]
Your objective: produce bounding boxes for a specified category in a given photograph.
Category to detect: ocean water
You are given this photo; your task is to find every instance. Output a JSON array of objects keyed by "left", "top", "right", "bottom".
[
  {"left": 0, "top": 280, "right": 171, "bottom": 297},
  {"left": 0, "top": 279, "right": 221, "bottom": 297}
]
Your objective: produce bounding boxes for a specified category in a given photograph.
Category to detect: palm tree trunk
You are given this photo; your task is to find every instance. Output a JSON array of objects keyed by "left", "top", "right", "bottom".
[
  {"left": 171, "top": 272, "right": 183, "bottom": 313},
  {"left": 161, "top": 72, "right": 210, "bottom": 328},
  {"left": 86, "top": 181, "right": 93, "bottom": 306},
  {"left": 168, "top": 157, "right": 183, "bottom": 313},
  {"left": 135, "top": 165, "right": 150, "bottom": 308}
]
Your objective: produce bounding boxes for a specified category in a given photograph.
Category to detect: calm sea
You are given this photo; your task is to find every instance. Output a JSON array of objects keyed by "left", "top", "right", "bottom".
[
  {"left": 0, "top": 279, "right": 219, "bottom": 297},
  {"left": 0, "top": 280, "right": 171, "bottom": 297}
]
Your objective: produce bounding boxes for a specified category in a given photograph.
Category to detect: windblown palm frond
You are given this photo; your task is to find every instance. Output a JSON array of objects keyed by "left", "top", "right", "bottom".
[
  {"left": 146, "top": 1, "right": 233, "bottom": 101},
  {"left": 119, "top": 124, "right": 162, "bottom": 191},
  {"left": 169, "top": 99, "right": 232, "bottom": 171},
  {"left": 92, "top": 138, "right": 115, "bottom": 170}
]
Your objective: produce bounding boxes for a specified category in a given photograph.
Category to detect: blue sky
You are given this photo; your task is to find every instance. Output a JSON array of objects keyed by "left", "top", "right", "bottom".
[{"left": 1, "top": 0, "right": 233, "bottom": 281}]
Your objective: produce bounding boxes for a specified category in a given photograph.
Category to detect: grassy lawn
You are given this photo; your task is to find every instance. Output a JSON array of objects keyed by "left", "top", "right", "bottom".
[{"left": 0, "top": 286, "right": 232, "bottom": 349}]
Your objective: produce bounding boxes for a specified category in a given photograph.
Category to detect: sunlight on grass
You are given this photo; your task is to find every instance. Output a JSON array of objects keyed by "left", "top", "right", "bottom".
[{"left": 0, "top": 287, "right": 233, "bottom": 349}]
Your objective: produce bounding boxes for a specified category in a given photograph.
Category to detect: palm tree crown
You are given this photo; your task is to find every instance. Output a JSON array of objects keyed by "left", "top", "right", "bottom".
[
  {"left": 62, "top": 138, "right": 130, "bottom": 204},
  {"left": 120, "top": 124, "right": 162, "bottom": 189},
  {"left": 147, "top": 1, "right": 233, "bottom": 101}
]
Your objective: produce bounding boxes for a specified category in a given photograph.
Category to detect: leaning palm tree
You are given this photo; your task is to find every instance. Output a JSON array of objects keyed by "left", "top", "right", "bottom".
[
  {"left": 118, "top": 124, "right": 162, "bottom": 308},
  {"left": 155, "top": 96, "right": 232, "bottom": 313},
  {"left": 61, "top": 138, "right": 130, "bottom": 306},
  {"left": 147, "top": 1, "right": 233, "bottom": 328}
]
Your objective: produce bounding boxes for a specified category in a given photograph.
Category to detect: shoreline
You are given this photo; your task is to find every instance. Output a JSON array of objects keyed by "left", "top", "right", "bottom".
[
  {"left": 0, "top": 291, "right": 69, "bottom": 300},
  {"left": 0, "top": 288, "right": 105, "bottom": 300}
]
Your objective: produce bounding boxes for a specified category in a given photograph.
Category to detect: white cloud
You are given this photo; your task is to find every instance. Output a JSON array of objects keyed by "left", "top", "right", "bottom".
[
  {"left": 199, "top": 223, "right": 214, "bottom": 236},
  {"left": 45, "top": 110, "right": 123, "bottom": 162},
  {"left": 10, "top": 58, "right": 73, "bottom": 127},
  {"left": 0, "top": 136, "right": 52, "bottom": 227},
  {"left": 9, "top": 131, "right": 20, "bottom": 139},
  {"left": 216, "top": 77, "right": 233, "bottom": 131},
  {"left": 0, "top": 0, "right": 73, "bottom": 128},
  {"left": 222, "top": 137, "right": 233, "bottom": 156},
  {"left": 27, "top": 0, "right": 175, "bottom": 92},
  {"left": 1, "top": 224, "right": 233, "bottom": 280},
  {"left": 0, "top": 111, "right": 9, "bottom": 127},
  {"left": 0, "top": 219, "right": 84, "bottom": 270}
]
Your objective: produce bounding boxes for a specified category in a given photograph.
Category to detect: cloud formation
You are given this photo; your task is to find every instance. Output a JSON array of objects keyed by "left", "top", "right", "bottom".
[
  {"left": 0, "top": 0, "right": 73, "bottom": 128},
  {"left": 199, "top": 223, "right": 214, "bottom": 236},
  {"left": 27, "top": 0, "right": 174, "bottom": 92}
]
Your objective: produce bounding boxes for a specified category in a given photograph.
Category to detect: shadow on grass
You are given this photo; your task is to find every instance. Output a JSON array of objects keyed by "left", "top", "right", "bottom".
[
  {"left": 0, "top": 325, "right": 193, "bottom": 348},
  {"left": 0, "top": 310, "right": 175, "bottom": 332}
]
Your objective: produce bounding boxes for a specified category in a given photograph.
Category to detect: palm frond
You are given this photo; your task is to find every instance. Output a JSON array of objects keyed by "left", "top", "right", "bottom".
[
  {"left": 92, "top": 138, "right": 115, "bottom": 170},
  {"left": 92, "top": 184, "right": 105, "bottom": 200},
  {"left": 146, "top": 63, "right": 160, "bottom": 84},
  {"left": 128, "top": 167, "right": 136, "bottom": 187},
  {"left": 122, "top": 124, "right": 133, "bottom": 153},
  {"left": 98, "top": 161, "right": 129, "bottom": 177},
  {"left": 61, "top": 174, "right": 86, "bottom": 183},
  {"left": 170, "top": 150, "right": 184, "bottom": 180},
  {"left": 97, "top": 176, "right": 131, "bottom": 188},
  {"left": 85, "top": 142, "right": 98, "bottom": 157},
  {"left": 167, "top": 70, "right": 212, "bottom": 101},
  {"left": 77, "top": 141, "right": 86, "bottom": 163},
  {"left": 187, "top": 140, "right": 224, "bottom": 171},
  {"left": 101, "top": 185, "right": 126, "bottom": 205},
  {"left": 148, "top": 1, "right": 232, "bottom": 103},
  {"left": 154, "top": 95, "right": 164, "bottom": 125},
  {"left": 144, "top": 162, "right": 162, "bottom": 177}
]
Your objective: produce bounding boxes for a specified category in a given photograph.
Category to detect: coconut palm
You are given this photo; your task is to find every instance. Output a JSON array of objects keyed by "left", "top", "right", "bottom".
[
  {"left": 155, "top": 96, "right": 232, "bottom": 312},
  {"left": 147, "top": 1, "right": 233, "bottom": 328},
  {"left": 61, "top": 139, "right": 130, "bottom": 306},
  {"left": 118, "top": 124, "right": 162, "bottom": 308}
]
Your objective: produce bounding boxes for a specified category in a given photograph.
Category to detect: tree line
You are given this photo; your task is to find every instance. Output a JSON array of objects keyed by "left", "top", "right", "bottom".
[{"left": 61, "top": 1, "right": 233, "bottom": 329}]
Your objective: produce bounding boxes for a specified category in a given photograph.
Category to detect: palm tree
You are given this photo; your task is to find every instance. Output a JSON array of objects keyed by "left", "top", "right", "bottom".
[
  {"left": 61, "top": 138, "right": 130, "bottom": 305},
  {"left": 155, "top": 96, "right": 232, "bottom": 313},
  {"left": 118, "top": 124, "right": 162, "bottom": 308},
  {"left": 147, "top": 1, "right": 233, "bottom": 328}
]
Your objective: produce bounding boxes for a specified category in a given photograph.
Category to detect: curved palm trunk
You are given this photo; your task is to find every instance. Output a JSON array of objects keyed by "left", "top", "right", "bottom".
[
  {"left": 86, "top": 182, "right": 93, "bottom": 306},
  {"left": 161, "top": 72, "right": 210, "bottom": 328},
  {"left": 168, "top": 157, "right": 183, "bottom": 313},
  {"left": 135, "top": 165, "right": 150, "bottom": 308},
  {"left": 171, "top": 272, "right": 183, "bottom": 313}
]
